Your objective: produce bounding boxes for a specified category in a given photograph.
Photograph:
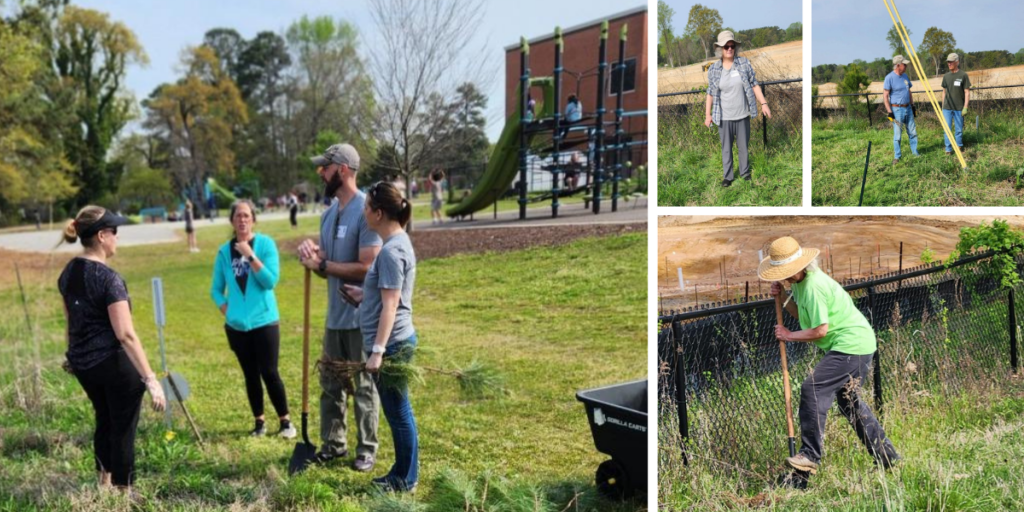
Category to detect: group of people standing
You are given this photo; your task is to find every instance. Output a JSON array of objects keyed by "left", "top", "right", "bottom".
[
  {"left": 58, "top": 142, "right": 421, "bottom": 494},
  {"left": 883, "top": 53, "right": 971, "bottom": 163}
]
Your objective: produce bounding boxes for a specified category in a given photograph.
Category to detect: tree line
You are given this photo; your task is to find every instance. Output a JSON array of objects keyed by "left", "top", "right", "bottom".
[
  {"left": 657, "top": 1, "right": 801, "bottom": 69},
  {"left": 0, "top": 0, "right": 491, "bottom": 225},
  {"left": 813, "top": 26, "right": 1024, "bottom": 85}
]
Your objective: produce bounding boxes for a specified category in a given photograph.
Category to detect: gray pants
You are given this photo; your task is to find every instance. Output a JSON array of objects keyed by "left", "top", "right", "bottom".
[
  {"left": 320, "top": 328, "right": 379, "bottom": 457},
  {"left": 718, "top": 117, "right": 751, "bottom": 182},
  {"left": 798, "top": 351, "right": 898, "bottom": 465}
]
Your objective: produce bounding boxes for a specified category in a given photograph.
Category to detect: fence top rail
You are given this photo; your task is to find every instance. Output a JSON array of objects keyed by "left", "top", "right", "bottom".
[
  {"left": 658, "top": 77, "right": 803, "bottom": 98},
  {"left": 811, "top": 83, "right": 1024, "bottom": 99},
  {"left": 657, "top": 249, "right": 1000, "bottom": 323}
]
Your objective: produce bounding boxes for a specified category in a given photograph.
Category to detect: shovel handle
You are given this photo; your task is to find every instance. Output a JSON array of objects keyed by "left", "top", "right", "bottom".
[
  {"left": 302, "top": 268, "right": 311, "bottom": 414},
  {"left": 775, "top": 290, "right": 797, "bottom": 453}
]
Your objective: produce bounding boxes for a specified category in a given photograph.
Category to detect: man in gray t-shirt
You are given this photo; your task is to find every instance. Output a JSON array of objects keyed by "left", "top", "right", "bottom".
[
  {"left": 298, "top": 143, "right": 382, "bottom": 471},
  {"left": 360, "top": 231, "right": 416, "bottom": 352}
]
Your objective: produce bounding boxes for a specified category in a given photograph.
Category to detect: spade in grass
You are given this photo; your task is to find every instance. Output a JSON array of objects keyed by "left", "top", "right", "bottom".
[{"left": 289, "top": 269, "right": 318, "bottom": 475}]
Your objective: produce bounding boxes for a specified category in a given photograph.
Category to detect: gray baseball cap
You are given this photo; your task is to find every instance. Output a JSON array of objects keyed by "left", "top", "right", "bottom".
[
  {"left": 892, "top": 55, "right": 908, "bottom": 66},
  {"left": 311, "top": 143, "right": 360, "bottom": 170},
  {"left": 947, "top": 53, "right": 959, "bottom": 62}
]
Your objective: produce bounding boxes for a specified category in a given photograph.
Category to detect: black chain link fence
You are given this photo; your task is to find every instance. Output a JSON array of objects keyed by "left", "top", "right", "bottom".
[
  {"left": 811, "top": 83, "right": 1024, "bottom": 125},
  {"left": 658, "top": 251, "right": 1022, "bottom": 483},
  {"left": 658, "top": 78, "right": 803, "bottom": 154}
]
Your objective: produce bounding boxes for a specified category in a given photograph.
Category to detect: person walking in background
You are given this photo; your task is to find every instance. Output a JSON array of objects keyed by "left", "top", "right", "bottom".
[
  {"left": 760, "top": 236, "right": 900, "bottom": 477},
  {"left": 429, "top": 169, "right": 445, "bottom": 225},
  {"left": 57, "top": 206, "right": 167, "bottom": 493},
  {"left": 704, "top": 31, "right": 772, "bottom": 188},
  {"left": 941, "top": 53, "right": 971, "bottom": 156},
  {"left": 288, "top": 191, "right": 299, "bottom": 229},
  {"left": 297, "top": 143, "right": 383, "bottom": 471},
  {"left": 342, "top": 181, "right": 420, "bottom": 493},
  {"left": 211, "top": 200, "right": 295, "bottom": 439},
  {"left": 184, "top": 200, "right": 198, "bottom": 253},
  {"left": 883, "top": 55, "right": 919, "bottom": 164}
]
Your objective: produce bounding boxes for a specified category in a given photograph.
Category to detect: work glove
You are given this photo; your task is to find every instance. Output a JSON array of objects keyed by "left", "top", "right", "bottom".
[
  {"left": 911, "top": 104, "right": 917, "bottom": 117},
  {"left": 144, "top": 373, "right": 167, "bottom": 412},
  {"left": 887, "top": 112, "right": 895, "bottom": 123}
]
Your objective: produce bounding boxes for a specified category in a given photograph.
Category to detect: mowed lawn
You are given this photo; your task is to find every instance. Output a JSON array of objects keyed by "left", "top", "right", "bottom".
[
  {"left": 812, "top": 112, "right": 1024, "bottom": 206},
  {"left": 0, "top": 217, "right": 647, "bottom": 511}
]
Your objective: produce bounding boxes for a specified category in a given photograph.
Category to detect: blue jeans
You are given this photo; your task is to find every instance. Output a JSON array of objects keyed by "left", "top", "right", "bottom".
[
  {"left": 942, "top": 109, "right": 964, "bottom": 151},
  {"left": 370, "top": 335, "right": 419, "bottom": 490},
  {"left": 892, "top": 106, "right": 918, "bottom": 159}
]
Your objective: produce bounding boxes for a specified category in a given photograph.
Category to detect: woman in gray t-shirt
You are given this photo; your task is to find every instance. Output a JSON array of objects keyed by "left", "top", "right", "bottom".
[
  {"left": 343, "top": 181, "right": 419, "bottom": 492},
  {"left": 703, "top": 31, "right": 772, "bottom": 187}
]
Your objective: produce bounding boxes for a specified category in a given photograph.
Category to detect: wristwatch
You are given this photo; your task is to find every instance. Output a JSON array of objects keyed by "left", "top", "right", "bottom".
[
  {"left": 371, "top": 345, "right": 386, "bottom": 354},
  {"left": 318, "top": 259, "right": 328, "bottom": 273}
]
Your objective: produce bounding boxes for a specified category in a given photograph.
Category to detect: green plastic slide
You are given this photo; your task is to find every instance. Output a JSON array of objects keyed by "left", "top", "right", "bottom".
[
  {"left": 207, "top": 177, "right": 238, "bottom": 203},
  {"left": 446, "top": 78, "right": 554, "bottom": 218}
]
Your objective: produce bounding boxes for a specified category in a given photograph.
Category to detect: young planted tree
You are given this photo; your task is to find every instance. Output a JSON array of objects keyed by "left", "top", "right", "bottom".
[
  {"left": 919, "top": 27, "right": 956, "bottom": 77},
  {"left": 684, "top": 4, "right": 723, "bottom": 60},
  {"left": 837, "top": 63, "right": 870, "bottom": 115}
]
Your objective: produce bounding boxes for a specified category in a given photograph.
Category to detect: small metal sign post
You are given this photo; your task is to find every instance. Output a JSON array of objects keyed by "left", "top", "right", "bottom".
[{"left": 151, "top": 277, "right": 204, "bottom": 447}]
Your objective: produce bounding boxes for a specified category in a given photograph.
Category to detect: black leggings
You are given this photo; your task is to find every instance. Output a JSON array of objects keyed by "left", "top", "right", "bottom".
[
  {"left": 226, "top": 323, "right": 289, "bottom": 419},
  {"left": 74, "top": 350, "right": 146, "bottom": 487}
]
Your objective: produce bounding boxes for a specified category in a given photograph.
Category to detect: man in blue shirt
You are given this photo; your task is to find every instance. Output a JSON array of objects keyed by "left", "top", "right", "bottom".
[{"left": 882, "top": 55, "right": 919, "bottom": 163}]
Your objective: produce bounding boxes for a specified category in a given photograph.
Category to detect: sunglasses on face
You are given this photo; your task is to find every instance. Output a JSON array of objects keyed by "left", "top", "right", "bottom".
[
  {"left": 723, "top": 45, "right": 736, "bottom": 51},
  {"left": 106, "top": 227, "right": 118, "bottom": 236}
]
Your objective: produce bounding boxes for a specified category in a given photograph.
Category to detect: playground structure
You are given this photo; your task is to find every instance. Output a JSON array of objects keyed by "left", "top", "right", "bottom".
[{"left": 446, "top": 19, "right": 648, "bottom": 220}]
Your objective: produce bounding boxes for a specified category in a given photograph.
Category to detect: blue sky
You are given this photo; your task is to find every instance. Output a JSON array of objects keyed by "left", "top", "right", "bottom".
[
  {"left": 813, "top": 0, "right": 1024, "bottom": 66},
  {"left": 69, "top": 0, "right": 644, "bottom": 141},
  {"left": 659, "top": 0, "right": 803, "bottom": 41}
]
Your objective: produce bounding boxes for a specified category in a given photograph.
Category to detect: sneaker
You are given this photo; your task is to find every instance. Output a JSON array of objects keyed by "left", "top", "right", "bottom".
[
  {"left": 372, "top": 476, "right": 417, "bottom": 493},
  {"left": 786, "top": 453, "right": 819, "bottom": 474},
  {"left": 278, "top": 421, "right": 297, "bottom": 439},
  {"left": 875, "top": 452, "right": 901, "bottom": 470},
  {"left": 959, "top": 146, "right": 965, "bottom": 152},
  {"left": 353, "top": 454, "right": 375, "bottom": 472},
  {"left": 249, "top": 420, "right": 266, "bottom": 437},
  {"left": 892, "top": 159, "right": 899, "bottom": 165},
  {"left": 946, "top": 151, "right": 952, "bottom": 156},
  {"left": 742, "top": 175, "right": 752, "bottom": 182},
  {"left": 721, "top": 179, "right": 732, "bottom": 188},
  {"left": 313, "top": 448, "right": 348, "bottom": 464}
]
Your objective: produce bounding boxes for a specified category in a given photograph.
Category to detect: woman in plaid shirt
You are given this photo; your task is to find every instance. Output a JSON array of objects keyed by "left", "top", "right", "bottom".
[{"left": 703, "top": 31, "right": 772, "bottom": 188}]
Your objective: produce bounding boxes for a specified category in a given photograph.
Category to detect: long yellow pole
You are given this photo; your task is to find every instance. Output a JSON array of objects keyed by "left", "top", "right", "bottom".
[{"left": 882, "top": 0, "right": 966, "bottom": 168}]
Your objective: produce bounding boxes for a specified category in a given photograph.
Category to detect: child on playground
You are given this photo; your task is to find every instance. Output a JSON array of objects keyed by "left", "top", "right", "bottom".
[{"left": 429, "top": 169, "right": 445, "bottom": 225}]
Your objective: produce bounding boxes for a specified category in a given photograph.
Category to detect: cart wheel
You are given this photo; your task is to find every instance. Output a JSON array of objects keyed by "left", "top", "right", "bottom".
[{"left": 595, "top": 458, "right": 633, "bottom": 500}]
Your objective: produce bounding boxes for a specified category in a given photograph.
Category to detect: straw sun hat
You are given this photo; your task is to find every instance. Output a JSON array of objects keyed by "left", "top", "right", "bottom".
[{"left": 757, "top": 237, "right": 821, "bottom": 281}]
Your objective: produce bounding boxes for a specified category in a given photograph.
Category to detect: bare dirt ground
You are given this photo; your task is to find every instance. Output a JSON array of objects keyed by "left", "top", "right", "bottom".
[
  {"left": 815, "top": 64, "right": 1024, "bottom": 108},
  {"left": 657, "top": 215, "right": 1024, "bottom": 309},
  {"left": 658, "top": 40, "right": 803, "bottom": 97}
]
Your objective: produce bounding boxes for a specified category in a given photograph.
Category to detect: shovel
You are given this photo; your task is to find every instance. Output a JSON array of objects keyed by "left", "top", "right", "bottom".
[
  {"left": 774, "top": 290, "right": 797, "bottom": 457},
  {"left": 289, "top": 268, "right": 318, "bottom": 474}
]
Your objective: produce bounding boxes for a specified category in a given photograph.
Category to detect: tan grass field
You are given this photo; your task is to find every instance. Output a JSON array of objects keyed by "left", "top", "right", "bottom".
[
  {"left": 657, "top": 40, "right": 803, "bottom": 102},
  {"left": 814, "top": 64, "right": 1024, "bottom": 108}
]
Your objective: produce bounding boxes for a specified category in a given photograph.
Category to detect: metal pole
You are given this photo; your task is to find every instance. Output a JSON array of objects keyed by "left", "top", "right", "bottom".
[
  {"left": 551, "top": 27, "right": 563, "bottom": 218},
  {"left": 672, "top": 321, "right": 689, "bottom": 464},
  {"left": 761, "top": 84, "right": 769, "bottom": 149},
  {"left": 868, "top": 286, "right": 884, "bottom": 414},
  {"left": 518, "top": 37, "right": 530, "bottom": 221},
  {"left": 865, "top": 93, "right": 872, "bottom": 125},
  {"left": 592, "top": 21, "right": 608, "bottom": 214},
  {"left": 859, "top": 141, "right": 872, "bottom": 206},
  {"left": 1011, "top": 288, "right": 1019, "bottom": 373},
  {"left": 611, "top": 24, "right": 627, "bottom": 212}
]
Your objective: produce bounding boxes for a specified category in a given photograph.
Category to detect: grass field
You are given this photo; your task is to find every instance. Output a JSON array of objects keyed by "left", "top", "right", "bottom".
[
  {"left": 0, "top": 217, "right": 647, "bottom": 511},
  {"left": 657, "top": 109, "right": 802, "bottom": 207},
  {"left": 812, "top": 110, "right": 1024, "bottom": 206}
]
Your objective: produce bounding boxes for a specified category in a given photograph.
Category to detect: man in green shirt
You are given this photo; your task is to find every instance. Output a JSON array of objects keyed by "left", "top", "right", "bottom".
[
  {"left": 941, "top": 53, "right": 971, "bottom": 156},
  {"left": 759, "top": 236, "right": 899, "bottom": 476}
]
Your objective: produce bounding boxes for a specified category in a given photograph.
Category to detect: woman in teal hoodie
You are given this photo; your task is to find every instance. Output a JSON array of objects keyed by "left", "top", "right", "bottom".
[{"left": 211, "top": 200, "right": 295, "bottom": 438}]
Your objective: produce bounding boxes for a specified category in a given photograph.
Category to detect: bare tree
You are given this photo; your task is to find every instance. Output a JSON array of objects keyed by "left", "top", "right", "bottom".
[{"left": 368, "top": 0, "right": 493, "bottom": 212}]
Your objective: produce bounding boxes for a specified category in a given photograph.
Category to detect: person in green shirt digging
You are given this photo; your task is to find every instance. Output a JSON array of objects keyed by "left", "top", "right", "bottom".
[
  {"left": 941, "top": 53, "right": 971, "bottom": 156},
  {"left": 760, "top": 236, "right": 900, "bottom": 476}
]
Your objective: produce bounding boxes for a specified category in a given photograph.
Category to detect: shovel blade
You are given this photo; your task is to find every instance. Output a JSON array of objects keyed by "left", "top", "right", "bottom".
[{"left": 289, "top": 442, "right": 318, "bottom": 475}]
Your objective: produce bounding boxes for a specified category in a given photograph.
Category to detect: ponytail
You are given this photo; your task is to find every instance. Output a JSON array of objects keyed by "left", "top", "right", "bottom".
[
  {"left": 397, "top": 198, "right": 412, "bottom": 228},
  {"left": 56, "top": 205, "right": 105, "bottom": 248},
  {"left": 367, "top": 182, "right": 413, "bottom": 228}
]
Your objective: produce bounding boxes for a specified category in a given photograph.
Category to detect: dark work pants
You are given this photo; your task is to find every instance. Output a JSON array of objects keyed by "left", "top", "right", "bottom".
[
  {"left": 74, "top": 350, "right": 146, "bottom": 487},
  {"left": 718, "top": 117, "right": 751, "bottom": 182},
  {"left": 798, "top": 351, "right": 899, "bottom": 465},
  {"left": 226, "top": 324, "right": 290, "bottom": 419},
  {"left": 289, "top": 206, "right": 298, "bottom": 227}
]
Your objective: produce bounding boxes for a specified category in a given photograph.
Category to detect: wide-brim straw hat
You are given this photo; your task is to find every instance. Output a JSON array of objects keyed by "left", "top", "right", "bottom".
[
  {"left": 714, "top": 31, "right": 742, "bottom": 48},
  {"left": 757, "top": 236, "right": 821, "bottom": 281}
]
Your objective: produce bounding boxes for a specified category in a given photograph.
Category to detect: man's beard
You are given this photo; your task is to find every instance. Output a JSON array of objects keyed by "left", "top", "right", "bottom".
[{"left": 324, "top": 171, "right": 343, "bottom": 198}]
